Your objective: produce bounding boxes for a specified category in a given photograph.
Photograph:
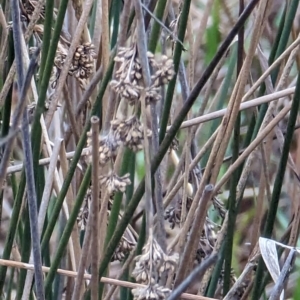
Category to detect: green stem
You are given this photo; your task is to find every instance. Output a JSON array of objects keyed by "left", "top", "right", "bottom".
[
  {"left": 110, "top": 0, "right": 121, "bottom": 49},
  {"left": 148, "top": 0, "right": 167, "bottom": 53},
  {"left": 44, "top": 167, "right": 92, "bottom": 296},
  {"left": 159, "top": 0, "right": 192, "bottom": 143},
  {"left": 38, "top": 0, "right": 54, "bottom": 91}
]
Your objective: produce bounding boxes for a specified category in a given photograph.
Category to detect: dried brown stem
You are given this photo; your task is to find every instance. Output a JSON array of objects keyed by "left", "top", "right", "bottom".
[
  {"left": 90, "top": 116, "right": 100, "bottom": 300},
  {"left": 0, "top": 258, "right": 218, "bottom": 300}
]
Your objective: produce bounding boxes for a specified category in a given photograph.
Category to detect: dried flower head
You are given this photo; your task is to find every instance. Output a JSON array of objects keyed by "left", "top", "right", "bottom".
[
  {"left": 69, "top": 43, "right": 96, "bottom": 80},
  {"left": 151, "top": 56, "right": 175, "bottom": 86},
  {"left": 51, "top": 42, "right": 96, "bottom": 89},
  {"left": 111, "top": 236, "right": 135, "bottom": 262},
  {"left": 111, "top": 116, "right": 152, "bottom": 152},
  {"left": 164, "top": 197, "right": 192, "bottom": 229},
  {"left": 110, "top": 79, "right": 141, "bottom": 106},
  {"left": 132, "top": 235, "right": 178, "bottom": 285},
  {"left": 145, "top": 86, "right": 162, "bottom": 105},
  {"left": 99, "top": 172, "right": 131, "bottom": 195},
  {"left": 114, "top": 46, "right": 142, "bottom": 83},
  {"left": 196, "top": 220, "right": 217, "bottom": 263},
  {"left": 77, "top": 189, "right": 92, "bottom": 230},
  {"left": 86, "top": 131, "right": 121, "bottom": 165},
  {"left": 132, "top": 284, "right": 171, "bottom": 300}
]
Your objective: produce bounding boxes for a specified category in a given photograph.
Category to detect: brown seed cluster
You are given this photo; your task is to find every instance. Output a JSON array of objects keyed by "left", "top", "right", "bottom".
[
  {"left": 132, "top": 235, "right": 178, "bottom": 299},
  {"left": 77, "top": 188, "right": 92, "bottom": 231},
  {"left": 86, "top": 131, "right": 121, "bottom": 165},
  {"left": 112, "top": 236, "right": 135, "bottom": 262},
  {"left": 99, "top": 173, "right": 131, "bottom": 195},
  {"left": 164, "top": 197, "right": 192, "bottom": 229},
  {"left": 132, "top": 285, "right": 171, "bottom": 300},
  {"left": 195, "top": 221, "right": 217, "bottom": 263},
  {"left": 52, "top": 43, "right": 96, "bottom": 89},
  {"left": 111, "top": 45, "right": 174, "bottom": 106},
  {"left": 111, "top": 116, "right": 152, "bottom": 152}
]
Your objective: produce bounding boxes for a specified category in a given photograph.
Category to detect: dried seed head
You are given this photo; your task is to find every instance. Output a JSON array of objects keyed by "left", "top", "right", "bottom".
[
  {"left": 151, "top": 56, "right": 175, "bottom": 86},
  {"left": 132, "top": 284, "right": 171, "bottom": 300},
  {"left": 159, "top": 252, "right": 179, "bottom": 274},
  {"left": 114, "top": 46, "right": 138, "bottom": 81},
  {"left": 132, "top": 234, "right": 178, "bottom": 286},
  {"left": 51, "top": 43, "right": 96, "bottom": 90},
  {"left": 132, "top": 237, "right": 164, "bottom": 284},
  {"left": 110, "top": 80, "right": 141, "bottom": 106},
  {"left": 164, "top": 197, "right": 193, "bottom": 229},
  {"left": 112, "top": 236, "right": 135, "bottom": 262},
  {"left": 86, "top": 131, "right": 121, "bottom": 165},
  {"left": 147, "top": 51, "right": 158, "bottom": 68},
  {"left": 145, "top": 86, "right": 161, "bottom": 105},
  {"left": 77, "top": 189, "right": 92, "bottom": 230},
  {"left": 99, "top": 173, "right": 131, "bottom": 195},
  {"left": 195, "top": 221, "right": 217, "bottom": 263},
  {"left": 169, "top": 136, "right": 179, "bottom": 152},
  {"left": 111, "top": 116, "right": 152, "bottom": 152}
]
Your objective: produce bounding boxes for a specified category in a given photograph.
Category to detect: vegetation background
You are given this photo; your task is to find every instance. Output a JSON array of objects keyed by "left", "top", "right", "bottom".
[{"left": 0, "top": 0, "right": 300, "bottom": 299}]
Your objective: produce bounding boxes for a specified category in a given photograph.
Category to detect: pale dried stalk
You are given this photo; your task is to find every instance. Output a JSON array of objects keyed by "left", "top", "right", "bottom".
[
  {"left": 6, "top": 147, "right": 90, "bottom": 174},
  {"left": 187, "top": 14, "right": 194, "bottom": 89},
  {"left": 213, "top": 102, "right": 292, "bottom": 195},
  {"left": 226, "top": 0, "right": 239, "bottom": 24},
  {"left": 249, "top": 145, "right": 268, "bottom": 253},
  {"left": 0, "top": 258, "right": 217, "bottom": 300},
  {"left": 170, "top": 87, "right": 295, "bottom": 129},
  {"left": 71, "top": 186, "right": 96, "bottom": 298},
  {"left": 45, "top": 0, "right": 94, "bottom": 128},
  {"left": 198, "top": 213, "right": 229, "bottom": 294},
  {"left": 175, "top": 1, "right": 270, "bottom": 283},
  {"left": 223, "top": 256, "right": 259, "bottom": 299},
  {"left": 175, "top": 185, "right": 214, "bottom": 286},
  {"left": 62, "top": 85, "right": 80, "bottom": 141},
  {"left": 0, "top": 5, "right": 8, "bottom": 38},
  {"left": 58, "top": 143, "right": 83, "bottom": 270},
  {"left": 63, "top": 64, "right": 103, "bottom": 144},
  {"left": 256, "top": 44, "right": 300, "bottom": 182},
  {"left": 92, "top": 0, "right": 102, "bottom": 55},
  {"left": 91, "top": 116, "right": 100, "bottom": 300},
  {"left": 0, "top": 6, "right": 8, "bottom": 75},
  {"left": 243, "top": 34, "right": 300, "bottom": 102},
  {"left": 181, "top": 129, "right": 192, "bottom": 225},
  {"left": 210, "top": 1, "right": 270, "bottom": 184},
  {"left": 192, "top": 0, "right": 214, "bottom": 64},
  {"left": 166, "top": 150, "right": 191, "bottom": 197}
]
